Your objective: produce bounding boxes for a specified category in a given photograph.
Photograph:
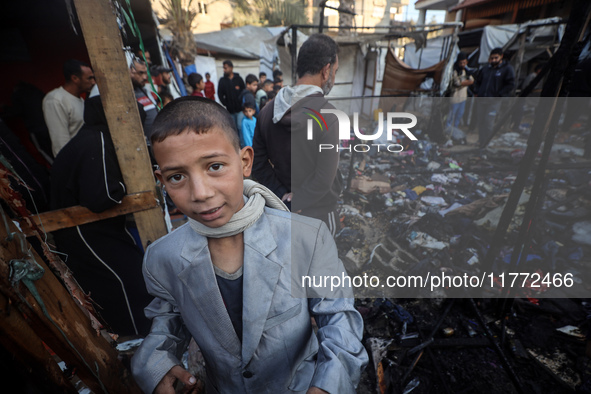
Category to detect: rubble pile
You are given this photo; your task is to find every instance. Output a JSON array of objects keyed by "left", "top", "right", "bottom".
[{"left": 336, "top": 130, "right": 591, "bottom": 392}]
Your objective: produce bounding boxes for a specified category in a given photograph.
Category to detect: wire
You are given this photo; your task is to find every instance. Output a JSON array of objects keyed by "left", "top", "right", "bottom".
[{"left": 121, "top": 0, "right": 164, "bottom": 109}]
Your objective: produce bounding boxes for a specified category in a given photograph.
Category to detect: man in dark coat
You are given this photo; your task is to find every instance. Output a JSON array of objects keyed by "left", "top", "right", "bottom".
[
  {"left": 50, "top": 96, "right": 152, "bottom": 337},
  {"left": 473, "top": 47, "right": 515, "bottom": 145},
  {"left": 217, "top": 60, "right": 245, "bottom": 130},
  {"left": 252, "top": 34, "right": 342, "bottom": 236}
]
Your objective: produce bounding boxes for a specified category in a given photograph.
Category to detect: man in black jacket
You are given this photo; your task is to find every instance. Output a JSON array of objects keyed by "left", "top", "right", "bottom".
[
  {"left": 217, "top": 60, "right": 245, "bottom": 131},
  {"left": 252, "top": 34, "right": 342, "bottom": 236},
  {"left": 473, "top": 48, "right": 515, "bottom": 145},
  {"left": 50, "top": 96, "right": 152, "bottom": 337}
]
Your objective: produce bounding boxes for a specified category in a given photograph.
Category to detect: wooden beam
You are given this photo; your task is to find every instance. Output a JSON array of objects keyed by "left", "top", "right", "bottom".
[
  {"left": 0, "top": 221, "right": 142, "bottom": 393},
  {"left": 72, "top": 0, "right": 167, "bottom": 248},
  {"left": 0, "top": 291, "right": 77, "bottom": 393},
  {"left": 25, "top": 191, "right": 159, "bottom": 236}
]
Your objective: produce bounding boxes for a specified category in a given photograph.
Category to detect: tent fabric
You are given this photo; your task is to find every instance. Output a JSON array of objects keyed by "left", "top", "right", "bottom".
[
  {"left": 478, "top": 17, "right": 564, "bottom": 63},
  {"left": 382, "top": 48, "right": 447, "bottom": 95},
  {"left": 404, "top": 35, "right": 455, "bottom": 69},
  {"left": 194, "top": 55, "right": 220, "bottom": 102},
  {"left": 193, "top": 25, "right": 284, "bottom": 59}
]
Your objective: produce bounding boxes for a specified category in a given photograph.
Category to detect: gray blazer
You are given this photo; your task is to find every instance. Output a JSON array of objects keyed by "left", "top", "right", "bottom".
[{"left": 131, "top": 208, "right": 368, "bottom": 393}]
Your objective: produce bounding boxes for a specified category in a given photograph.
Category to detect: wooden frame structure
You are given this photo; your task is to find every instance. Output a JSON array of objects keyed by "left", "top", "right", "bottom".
[{"left": 0, "top": 0, "right": 168, "bottom": 391}]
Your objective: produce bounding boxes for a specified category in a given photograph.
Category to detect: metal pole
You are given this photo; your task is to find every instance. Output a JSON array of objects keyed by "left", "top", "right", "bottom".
[
  {"left": 481, "top": 0, "right": 591, "bottom": 273},
  {"left": 291, "top": 25, "right": 298, "bottom": 85}
]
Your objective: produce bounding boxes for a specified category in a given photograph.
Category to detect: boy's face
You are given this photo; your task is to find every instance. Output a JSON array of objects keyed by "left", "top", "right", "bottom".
[
  {"left": 243, "top": 107, "right": 255, "bottom": 119},
  {"left": 247, "top": 81, "right": 258, "bottom": 93},
  {"left": 154, "top": 129, "right": 253, "bottom": 228}
]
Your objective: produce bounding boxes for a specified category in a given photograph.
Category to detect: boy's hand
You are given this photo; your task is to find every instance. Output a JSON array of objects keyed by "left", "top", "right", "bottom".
[
  {"left": 154, "top": 365, "right": 198, "bottom": 394},
  {"left": 282, "top": 192, "right": 293, "bottom": 203},
  {"left": 307, "top": 388, "right": 329, "bottom": 394}
]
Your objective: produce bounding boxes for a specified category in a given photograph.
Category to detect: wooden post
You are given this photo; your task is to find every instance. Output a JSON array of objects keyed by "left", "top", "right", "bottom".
[
  {"left": 0, "top": 290, "right": 77, "bottom": 393},
  {"left": 513, "top": 26, "right": 529, "bottom": 96},
  {"left": 72, "top": 0, "right": 167, "bottom": 248},
  {"left": 0, "top": 220, "right": 142, "bottom": 393}
]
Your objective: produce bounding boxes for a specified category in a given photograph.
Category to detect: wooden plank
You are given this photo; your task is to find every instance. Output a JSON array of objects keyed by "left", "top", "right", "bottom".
[
  {"left": 25, "top": 191, "right": 159, "bottom": 236},
  {"left": 72, "top": 0, "right": 167, "bottom": 248},
  {"left": 0, "top": 292, "right": 77, "bottom": 393},
  {"left": 0, "top": 221, "right": 142, "bottom": 393}
]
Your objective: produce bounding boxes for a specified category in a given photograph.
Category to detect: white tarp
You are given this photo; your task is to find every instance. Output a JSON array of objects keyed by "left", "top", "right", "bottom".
[
  {"left": 194, "top": 25, "right": 285, "bottom": 65},
  {"left": 403, "top": 36, "right": 459, "bottom": 95},
  {"left": 404, "top": 35, "right": 457, "bottom": 69},
  {"left": 194, "top": 55, "right": 220, "bottom": 103},
  {"left": 478, "top": 17, "right": 564, "bottom": 63}
]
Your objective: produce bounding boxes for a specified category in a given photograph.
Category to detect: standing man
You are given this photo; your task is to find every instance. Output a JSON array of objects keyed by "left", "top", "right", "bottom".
[
  {"left": 42, "top": 59, "right": 96, "bottom": 156},
  {"left": 130, "top": 58, "right": 158, "bottom": 141},
  {"left": 446, "top": 52, "right": 473, "bottom": 129},
  {"left": 217, "top": 60, "right": 245, "bottom": 130},
  {"left": 473, "top": 48, "right": 515, "bottom": 145},
  {"left": 252, "top": 33, "right": 342, "bottom": 235}
]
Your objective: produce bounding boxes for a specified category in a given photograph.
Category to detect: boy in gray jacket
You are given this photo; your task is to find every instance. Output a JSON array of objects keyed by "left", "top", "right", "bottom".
[{"left": 131, "top": 97, "right": 367, "bottom": 394}]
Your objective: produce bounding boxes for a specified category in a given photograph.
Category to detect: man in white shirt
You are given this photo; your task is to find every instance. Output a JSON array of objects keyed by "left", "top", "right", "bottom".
[{"left": 42, "top": 59, "right": 96, "bottom": 156}]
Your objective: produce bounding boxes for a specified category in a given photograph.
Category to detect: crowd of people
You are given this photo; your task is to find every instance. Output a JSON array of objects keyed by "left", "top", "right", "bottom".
[
  {"left": 6, "top": 31, "right": 589, "bottom": 394},
  {"left": 21, "top": 34, "right": 367, "bottom": 394}
]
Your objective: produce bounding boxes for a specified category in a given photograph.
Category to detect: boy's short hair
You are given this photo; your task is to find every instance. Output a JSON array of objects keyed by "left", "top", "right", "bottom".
[
  {"left": 263, "top": 79, "right": 274, "bottom": 88},
  {"left": 259, "top": 72, "right": 266, "bottom": 78},
  {"left": 188, "top": 72, "right": 203, "bottom": 89},
  {"left": 205, "top": 72, "right": 211, "bottom": 77},
  {"left": 245, "top": 74, "right": 258, "bottom": 85},
  {"left": 272, "top": 69, "right": 283, "bottom": 79},
  {"left": 223, "top": 60, "right": 233, "bottom": 68},
  {"left": 491, "top": 47, "right": 503, "bottom": 56},
  {"left": 243, "top": 102, "right": 256, "bottom": 111},
  {"left": 160, "top": 91, "right": 174, "bottom": 103},
  {"left": 150, "top": 96, "right": 240, "bottom": 151}
]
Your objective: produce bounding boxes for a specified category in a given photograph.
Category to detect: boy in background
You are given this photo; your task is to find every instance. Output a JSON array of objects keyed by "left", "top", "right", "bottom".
[
  {"left": 131, "top": 97, "right": 367, "bottom": 394},
  {"left": 241, "top": 102, "right": 257, "bottom": 148},
  {"left": 188, "top": 73, "right": 205, "bottom": 97},
  {"left": 204, "top": 72, "right": 215, "bottom": 101},
  {"left": 236, "top": 74, "right": 258, "bottom": 136},
  {"left": 256, "top": 79, "right": 274, "bottom": 110}
]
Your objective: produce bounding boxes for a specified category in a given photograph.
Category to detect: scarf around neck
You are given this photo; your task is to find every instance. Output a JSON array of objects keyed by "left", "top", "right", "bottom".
[{"left": 188, "top": 180, "right": 289, "bottom": 238}]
